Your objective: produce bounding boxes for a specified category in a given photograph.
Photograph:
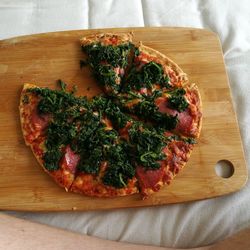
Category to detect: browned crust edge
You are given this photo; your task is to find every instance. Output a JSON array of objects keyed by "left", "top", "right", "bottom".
[
  {"left": 19, "top": 83, "right": 38, "bottom": 146},
  {"left": 80, "top": 32, "right": 133, "bottom": 46},
  {"left": 186, "top": 83, "right": 203, "bottom": 139}
]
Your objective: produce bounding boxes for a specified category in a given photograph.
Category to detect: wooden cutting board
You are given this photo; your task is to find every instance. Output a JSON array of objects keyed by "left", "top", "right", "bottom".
[{"left": 0, "top": 27, "right": 247, "bottom": 211}]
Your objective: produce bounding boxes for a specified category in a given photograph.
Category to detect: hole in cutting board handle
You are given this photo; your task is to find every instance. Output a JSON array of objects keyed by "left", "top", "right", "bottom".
[{"left": 215, "top": 160, "right": 234, "bottom": 178}]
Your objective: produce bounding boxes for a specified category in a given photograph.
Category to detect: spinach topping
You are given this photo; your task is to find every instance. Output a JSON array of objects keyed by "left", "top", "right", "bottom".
[
  {"left": 29, "top": 86, "right": 89, "bottom": 116},
  {"left": 43, "top": 148, "right": 62, "bottom": 171},
  {"left": 168, "top": 88, "right": 189, "bottom": 112},
  {"left": 77, "top": 147, "right": 103, "bottom": 174},
  {"left": 81, "top": 43, "right": 132, "bottom": 93},
  {"left": 133, "top": 98, "right": 178, "bottom": 131},
  {"left": 166, "top": 134, "right": 197, "bottom": 144},
  {"left": 128, "top": 123, "right": 166, "bottom": 169},
  {"left": 124, "top": 61, "right": 171, "bottom": 91},
  {"left": 45, "top": 122, "right": 77, "bottom": 151},
  {"left": 82, "top": 43, "right": 132, "bottom": 68},
  {"left": 27, "top": 82, "right": 89, "bottom": 171},
  {"left": 118, "top": 90, "right": 178, "bottom": 131},
  {"left": 102, "top": 143, "right": 135, "bottom": 188},
  {"left": 94, "top": 64, "right": 120, "bottom": 92},
  {"left": 91, "top": 95, "right": 130, "bottom": 129}
]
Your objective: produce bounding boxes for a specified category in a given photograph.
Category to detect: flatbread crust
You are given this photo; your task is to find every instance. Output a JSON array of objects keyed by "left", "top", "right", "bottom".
[
  {"left": 71, "top": 173, "right": 138, "bottom": 198},
  {"left": 184, "top": 83, "right": 202, "bottom": 138},
  {"left": 80, "top": 32, "right": 133, "bottom": 46}
]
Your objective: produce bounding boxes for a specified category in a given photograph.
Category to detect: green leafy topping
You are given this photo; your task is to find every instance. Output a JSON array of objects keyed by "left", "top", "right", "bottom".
[
  {"left": 82, "top": 42, "right": 132, "bottom": 68},
  {"left": 43, "top": 148, "right": 62, "bottom": 171},
  {"left": 95, "top": 64, "right": 119, "bottom": 92},
  {"left": 125, "top": 91, "right": 178, "bottom": 130},
  {"left": 58, "top": 79, "right": 67, "bottom": 92},
  {"left": 168, "top": 88, "right": 189, "bottom": 112},
  {"left": 102, "top": 143, "right": 135, "bottom": 188},
  {"left": 184, "top": 137, "right": 196, "bottom": 144},
  {"left": 91, "top": 95, "right": 130, "bottom": 129},
  {"left": 134, "top": 47, "right": 140, "bottom": 56},
  {"left": 128, "top": 123, "right": 166, "bottom": 169},
  {"left": 77, "top": 147, "right": 103, "bottom": 174},
  {"left": 114, "top": 92, "right": 179, "bottom": 131},
  {"left": 81, "top": 43, "right": 132, "bottom": 94},
  {"left": 45, "top": 122, "right": 77, "bottom": 150},
  {"left": 28, "top": 87, "right": 89, "bottom": 115},
  {"left": 125, "top": 61, "right": 171, "bottom": 91}
]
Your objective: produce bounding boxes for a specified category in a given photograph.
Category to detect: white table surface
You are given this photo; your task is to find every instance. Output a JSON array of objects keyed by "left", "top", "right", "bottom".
[{"left": 1, "top": 0, "right": 250, "bottom": 248}]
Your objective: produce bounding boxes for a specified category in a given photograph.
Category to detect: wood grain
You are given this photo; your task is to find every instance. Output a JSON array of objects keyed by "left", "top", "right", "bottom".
[{"left": 0, "top": 27, "right": 247, "bottom": 211}]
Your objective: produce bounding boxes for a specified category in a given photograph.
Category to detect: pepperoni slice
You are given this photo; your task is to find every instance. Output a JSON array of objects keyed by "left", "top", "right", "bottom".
[
  {"left": 155, "top": 96, "right": 193, "bottom": 136},
  {"left": 175, "top": 110, "right": 193, "bottom": 135},
  {"left": 155, "top": 97, "right": 178, "bottom": 116},
  {"left": 136, "top": 166, "right": 164, "bottom": 193},
  {"left": 60, "top": 145, "right": 80, "bottom": 174}
]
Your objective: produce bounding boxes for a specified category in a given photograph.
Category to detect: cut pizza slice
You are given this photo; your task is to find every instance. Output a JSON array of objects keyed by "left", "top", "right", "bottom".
[
  {"left": 116, "top": 84, "right": 202, "bottom": 138},
  {"left": 69, "top": 96, "right": 138, "bottom": 197},
  {"left": 135, "top": 132, "right": 195, "bottom": 198},
  {"left": 117, "top": 120, "right": 196, "bottom": 198},
  {"left": 121, "top": 43, "right": 188, "bottom": 95},
  {"left": 30, "top": 137, "right": 80, "bottom": 190},
  {"left": 80, "top": 33, "right": 133, "bottom": 95},
  {"left": 20, "top": 84, "right": 139, "bottom": 197},
  {"left": 19, "top": 84, "right": 83, "bottom": 190},
  {"left": 154, "top": 84, "right": 202, "bottom": 138}
]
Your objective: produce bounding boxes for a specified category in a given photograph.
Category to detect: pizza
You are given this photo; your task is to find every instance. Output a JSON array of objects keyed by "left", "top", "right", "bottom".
[{"left": 19, "top": 32, "right": 202, "bottom": 199}]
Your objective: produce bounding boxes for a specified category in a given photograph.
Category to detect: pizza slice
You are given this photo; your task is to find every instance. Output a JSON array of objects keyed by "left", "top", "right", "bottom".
[
  {"left": 116, "top": 120, "right": 196, "bottom": 198},
  {"left": 20, "top": 84, "right": 139, "bottom": 197},
  {"left": 135, "top": 139, "right": 195, "bottom": 198},
  {"left": 80, "top": 33, "right": 133, "bottom": 95},
  {"left": 70, "top": 98, "right": 139, "bottom": 197},
  {"left": 116, "top": 84, "right": 202, "bottom": 138},
  {"left": 20, "top": 83, "right": 83, "bottom": 190},
  {"left": 121, "top": 43, "right": 188, "bottom": 95}
]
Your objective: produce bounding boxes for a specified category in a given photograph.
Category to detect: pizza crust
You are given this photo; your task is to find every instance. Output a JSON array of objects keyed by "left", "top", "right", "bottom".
[
  {"left": 80, "top": 32, "right": 133, "bottom": 46},
  {"left": 185, "top": 83, "right": 202, "bottom": 138},
  {"left": 19, "top": 83, "right": 41, "bottom": 146}
]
